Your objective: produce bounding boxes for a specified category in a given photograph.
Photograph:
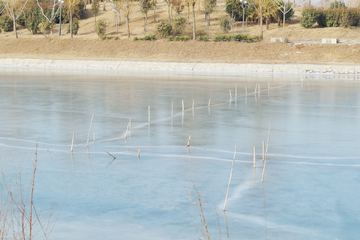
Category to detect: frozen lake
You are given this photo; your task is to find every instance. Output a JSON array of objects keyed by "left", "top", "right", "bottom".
[{"left": 0, "top": 70, "right": 359, "bottom": 240}]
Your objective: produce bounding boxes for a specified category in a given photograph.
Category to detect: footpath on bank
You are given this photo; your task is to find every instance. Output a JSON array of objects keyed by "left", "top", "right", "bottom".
[{"left": 1, "top": 58, "right": 360, "bottom": 75}]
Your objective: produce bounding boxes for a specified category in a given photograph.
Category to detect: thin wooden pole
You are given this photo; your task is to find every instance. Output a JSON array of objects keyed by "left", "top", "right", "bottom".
[
  {"left": 182, "top": 99, "right": 184, "bottom": 112},
  {"left": 223, "top": 146, "right": 237, "bottom": 211},
  {"left": 261, "top": 124, "right": 271, "bottom": 183},
  {"left": 86, "top": 113, "right": 94, "bottom": 147},
  {"left": 208, "top": 99, "right": 211, "bottom": 108},
  {"left": 229, "top": 90, "right": 232, "bottom": 102},
  {"left": 253, "top": 146, "right": 256, "bottom": 168},
  {"left": 148, "top": 106, "right": 150, "bottom": 123},
  {"left": 70, "top": 132, "right": 74, "bottom": 152},
  {"left": 192, "top": 99, "right": 194, "bottom": 111},
  {"left": 186, "top": 136, "right": 191, "bottom": 147},
  {"left": 137, "top": 149, "right": 140, "bottom": 157},
  {"left": 171, "top": 101, "right": 173, "bottom": 118},
  {"left": 245, "top": 86, "right": 247, "bottom": 96},
  {"left": 235, "top": 84, "right": 237, "bottom": 99}
]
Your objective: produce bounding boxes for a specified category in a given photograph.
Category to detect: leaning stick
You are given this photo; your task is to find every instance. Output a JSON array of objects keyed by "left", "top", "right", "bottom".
[
  {"left": 261, "top": 124, "right": 271, "bottom": 183},
  {"left": 70, "top": 132, "right": 75, "bottom": 152},
  {"left": 86, "top": 113, "right": 94, "bottom": 147},
  {"left": 223, "top": 146, "right": 237, "bottom": 211},
  {"left": 245, "top": 86, "right": 248, "bottom": 96},
  {"left": 253, "top": 146, "right": 256, "bottom": 168},
  {"left": 148, "top": 106, "right": 150, "bottom": 123},
  {"left": 208, "top": 99, "right": 211, "bottom": 108},
  {"left": 182, "top": 99, "right": 184, "bottom": 112},
  {"left": 137, "top": 149, "right": 140, "bottom": 157},
  {"left": 186, "top": 136, "right": 191, "bottom": 147}
]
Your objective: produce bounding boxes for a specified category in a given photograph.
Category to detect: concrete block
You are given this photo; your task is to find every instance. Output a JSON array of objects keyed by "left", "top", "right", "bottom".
[
  {"left": 270, "top": 37, "right": 288, "bottom": 43},
  {"left": 322, "top": 38, "right": 338, "bottom": 44}
]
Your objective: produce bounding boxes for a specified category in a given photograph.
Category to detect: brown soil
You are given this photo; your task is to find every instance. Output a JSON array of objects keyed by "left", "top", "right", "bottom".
[{"left": 1, "top": 2, "right": 360, "bottom": 65}]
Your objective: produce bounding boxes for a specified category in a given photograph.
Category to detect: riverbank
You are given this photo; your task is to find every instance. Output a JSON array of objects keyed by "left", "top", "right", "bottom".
[{"left": 1, "top": 58, "right": 360, "bottom": 75}]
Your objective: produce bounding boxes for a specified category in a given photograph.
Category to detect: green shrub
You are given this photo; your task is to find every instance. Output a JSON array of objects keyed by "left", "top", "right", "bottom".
[
  {"left": 0, "top": 15, "right": 14, "bottom": 32},
  {"left": 231, "top": 34, "right": 260, "bottom": 42},
  {"left": 197, "top": 36, "right": 208, "bottom": 41},
  {"left": 67, "top": 18, "right": 79, "bottom": 35},
  {"left": 220, "top": 18, "right": 230, "bottom": 32},
  {"left": 167, "top": 36, "right": 173, "bottom": 41},
  {"left": 114, "top": 36, "right": 119, "bottom": 40},
  {"left": 300, "top": 7, "right": 319, "bottom": 28},
  {"left": 96, "top": 20, "right": 106, "bottom": 37},
  {"left": 174, "top": 36, "right": 189, "bottom": 41},
  {"left": 213, "top": 34, "right": 231, "bottom": 42},
  {"left": 341, "top": 8, "right": 360, "bottom": 27},
  {"left": 156, "top": 22, "right": 172, "bottom": 38},
  {"left": 39, "top": 21, "right": 55, "bottom": 34},
  {"left": 172, "top": 17, "right": 186, "bottom": 34},
  {"left": 330, "top": 0, "right": 346, "bottom": 9},
  {"left": 134, "top": 36, "right": 139, "bottom": 40},
  {"left": 134, "top": 34, "right": 156, "bottom": 40}
]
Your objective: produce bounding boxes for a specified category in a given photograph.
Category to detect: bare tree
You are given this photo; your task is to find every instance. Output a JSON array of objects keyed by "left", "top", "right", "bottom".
[
  {"left": 188, "top": 0, "right": 199, "bottom": 40},
  {"left": 273, "top": 0, "right": 293, "bottom": 29},
  {"left": 36, "top": 0, "right": 62, "bottom": 34},
  {"left": 108, "top": 0, "right": 143, "bottom": 38},
  {"left": 2, "top": 0, "right": 29, "bottom": 38}
]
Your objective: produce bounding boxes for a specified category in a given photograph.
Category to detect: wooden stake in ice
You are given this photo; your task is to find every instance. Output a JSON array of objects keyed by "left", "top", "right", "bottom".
[
  {"left": 208, "top": 99, "right": 211, "bottom": 108},
  {"left": 261, "top": 124, "right": 271, "bottom": 183},
  {"left": 171, "top": 101, "right": 173, "bottom": 118},
  {"left": 186, "top": 136, "right": 191, "bottom": 147},
  {"left": 86, "top": 113, "right": 94, "bottom": 147},
  {"left": 255, "top": 83, "right": 258, "bottom": 93},
  {"left": 148, "top": 106, "right": 150, "bottom": 123},
  {"left": 253, "top": 146, "right": 256, "bottom": 168},
  {"left": 137, "top": 149, "right": 140, "bottom": 157},
  {"left": 229, "top": 90, "right": 232, "bottom": 102},
  {"left": 235, "top": 84, "right": 238, "bottom": 103},
  {"left": 223, "top": 146, "right": 237, "bottom": 211},
  {"left": 182, "top": 99, "right": 184, "bottom": 112},
  {"left": 70, "top": 132, "right": 75, "bottom": 152},
  {"left": 245, "top": 86, "right": 248, "bottom": 96}
]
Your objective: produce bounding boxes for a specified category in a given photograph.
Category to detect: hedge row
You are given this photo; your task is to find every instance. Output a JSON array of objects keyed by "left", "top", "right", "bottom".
[{"left": 301, "top": 7, "right": 360, "bottom": 28}]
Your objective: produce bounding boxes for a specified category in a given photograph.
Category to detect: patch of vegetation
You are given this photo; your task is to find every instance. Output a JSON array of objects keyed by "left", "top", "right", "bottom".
[
  {"left": 213, "top": 34, "right": 260, "bottom": 42},
  {"left": 96, "top": 20, "right": 106, "bottom": 37},
  {"left": 39, "top": 21, "right": 55, "bottom": 34},
  {"left": 172, "top": 17, "right": 186, "bottom": 34},
  {"left": 0, "top": 15, "right": 14, "bottom": 32},
  {"left": 133, "top": 34, "right": 156, "bottom": 40},
  {"left": 220, "top": 18, "right": 230, "bottom": 32},
  {"left": 101, "top": 36, "right": 119, "bottom": 40},
  {"left": 174, "top": 35, "right": 189, "bottom": 41},
  {"left": 67, "top": 18, "right": 79, "bottom": 35},
  {"left": 197, "top": 36, "right": 209, "bottom": 41},
  {"left": 156, "top": 22, "right": 172, "bottom": 38}
]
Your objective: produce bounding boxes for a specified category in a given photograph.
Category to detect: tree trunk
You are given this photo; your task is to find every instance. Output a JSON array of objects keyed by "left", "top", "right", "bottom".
[
  {"left": 187, "top": 5, "right": 189, "bottom": 24},
  {"left": 209, "top": 13, "right": 210, "bottom": 26},
  {"left": 144, "top": 13, "right": 148, "bottom": 31},
  {"left": 70, "top": 8, "right": 73, "bottom": 38},
  {"left": 192, "top": 3, "right": 196, "bottom": 40},
  {"left": 103, "top": 0, "right": 106, "bottom": 11},
  {"left": 95, "top": 13, "right": 96, "bottom": 26},
  {"left": 260, "top": 5, "right": 263, "bottom": 39},
  {"left": 126, "top": 16, "right": 130, "bottom": 38},
  {"left": 278, "top": 16, "right": 280, "bottom": 26},
  {"left": 153, "top": 5, "right": 156, "bottom": 21},
  {"left": 266, "top": 18, "right": 269, "bottom": 29},
  {"left": 115, "top": 12, "right": 118, "bottom": 32},
  {"left": 170, "top": 7, "right": 173, "bottom": 20},
  {"left": 283, "top": 9, "right": 285, "bottom": 29},
  {"left": 168, "top": 4, "right": 171, "bottom": 21},
  {"left": 13, "top": 13, "right": 17, "bottom": 38}
]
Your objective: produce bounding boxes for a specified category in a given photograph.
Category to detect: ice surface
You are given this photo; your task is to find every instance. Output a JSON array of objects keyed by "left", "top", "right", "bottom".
[{"left": 0, "top": 70, "right": 359, "bottom": 239}]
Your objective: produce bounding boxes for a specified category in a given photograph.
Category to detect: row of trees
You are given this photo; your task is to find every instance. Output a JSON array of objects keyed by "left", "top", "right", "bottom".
[{"left": 0, "top": 0, "right": 294, "bottom": 40}]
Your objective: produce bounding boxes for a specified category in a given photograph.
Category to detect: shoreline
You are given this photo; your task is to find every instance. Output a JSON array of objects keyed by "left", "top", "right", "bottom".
[{"left": 0, "top": 58, "right": 360, "bottom": 75}]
